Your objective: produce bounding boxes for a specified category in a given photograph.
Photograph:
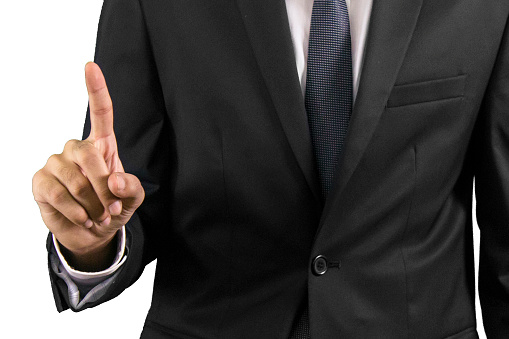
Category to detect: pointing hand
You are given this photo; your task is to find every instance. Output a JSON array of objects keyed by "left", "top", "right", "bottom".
[{"left": 33, "top": 63, "right": 145, "bottom": 271}]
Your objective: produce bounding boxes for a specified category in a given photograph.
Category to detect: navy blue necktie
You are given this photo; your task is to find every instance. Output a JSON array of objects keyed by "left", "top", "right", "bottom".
[
  {"left": 305, "top": 0, "right": 353, "bottom": 199},
  {"left": 289, "top": 1, "right": 352, "bottom": 338}
]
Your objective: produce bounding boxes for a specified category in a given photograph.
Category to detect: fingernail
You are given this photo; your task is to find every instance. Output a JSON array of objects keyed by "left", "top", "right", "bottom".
[
  {"left": 109, "top": 200, "right": 122, "bottom": 216},
  {"left": 85, "top": 219, "right": 93, "bottom": 228},
  {"left": 99, "top": 215, "right": 111, "bottom": 227},
  {"left": 116, "top": 174, "right": 125, "bottom": 191}
]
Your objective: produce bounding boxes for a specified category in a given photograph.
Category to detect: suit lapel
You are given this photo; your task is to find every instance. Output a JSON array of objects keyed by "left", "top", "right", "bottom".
[
  {"left": 321, "top": 0, "right": 424, "bottom": 220},
  {"left": 236, "top": 0, "right": 322, "bottom": 203},
  {"left": 236, "top": 0, "right": 424, "bottom": 214}
]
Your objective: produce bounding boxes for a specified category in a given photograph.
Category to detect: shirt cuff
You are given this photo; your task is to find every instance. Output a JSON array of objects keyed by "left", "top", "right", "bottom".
[{"left": 52, "top": 226, "right": 127, "bottom": 286}]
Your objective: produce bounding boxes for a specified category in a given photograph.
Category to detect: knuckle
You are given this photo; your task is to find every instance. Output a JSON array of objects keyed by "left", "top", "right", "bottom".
[
  {"left": 73, "top": 140, "right": 93, "bottom": 153},
  {"left": 32, "top": 170, "right": 48, "bottom": 200},
  {"left": 45, "top": 153, "right": 62, "bottom": 168},
  {"left": 74, "top": 142, "right": 98, "bottom": 164},
  {"left": 64, "top": 139, "right": 79, "bottom": 151},
  {"left": 32, "top": 169, "right": 43, "bottom": 188},
  {"left": 47, "top": 185, "right": 68, "bottom": 206},
  {"left": 57, "top": 164, "right": 76, "bottom": 183},
  {"left": 138, "top": 182, "right": 146, "bottom": 200},
  {"left": 92, "top": 103, "right": 113, "bottom": 117},
  {"left": 130, "top": 177, "right": 145, "bottom": 203},
  {"left": 68, "top": 178, "right": 92, "bottom": 198},
  {"left": 128, "top": 175, "right": 144, "bottom": 192}
]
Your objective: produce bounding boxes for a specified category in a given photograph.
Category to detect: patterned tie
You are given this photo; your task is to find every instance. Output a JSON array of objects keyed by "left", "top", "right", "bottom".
[
  {"left": 289, "top": 0, "right": 352, "bottom": 338},
  {"left": 305, "top": 0, "right": 353, "bottom": 199}
]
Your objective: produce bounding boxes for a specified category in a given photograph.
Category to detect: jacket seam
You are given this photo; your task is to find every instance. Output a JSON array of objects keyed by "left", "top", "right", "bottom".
[
  {"left": 399, "top": 145, "right": 418, "bottom": 338},
  {"left": 214, "top": 132, "right": 234, "bottom": 337}
]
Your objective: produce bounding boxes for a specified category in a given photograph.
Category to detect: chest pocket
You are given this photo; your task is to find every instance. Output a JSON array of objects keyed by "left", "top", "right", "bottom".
[{"left": 386, "top": 74, "right": 467, "bottom": 108}]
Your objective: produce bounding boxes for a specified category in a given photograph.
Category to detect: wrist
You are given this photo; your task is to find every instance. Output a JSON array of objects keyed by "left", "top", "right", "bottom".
[{"left": 57, "top": 233, "right": 118, "bottom": 272}]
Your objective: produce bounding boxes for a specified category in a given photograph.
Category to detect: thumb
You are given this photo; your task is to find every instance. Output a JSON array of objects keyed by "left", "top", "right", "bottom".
[
  {"left": 85, "top": 62, "right": 115, "bottom": 140},
  {"left": 108, "top": 172, "right": 145, "bottom": 216}
]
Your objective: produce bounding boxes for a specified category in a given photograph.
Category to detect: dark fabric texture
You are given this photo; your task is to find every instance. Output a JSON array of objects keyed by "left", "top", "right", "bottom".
[
  {"left": 47, "top": 0, "right": 509, "bottom": 338},
  {"left": 289, "top": 307, "right": 310, "bottom": 339}
]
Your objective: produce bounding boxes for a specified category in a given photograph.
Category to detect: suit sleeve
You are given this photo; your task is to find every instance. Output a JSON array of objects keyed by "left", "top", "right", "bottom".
[
  {"left": 475, "top": 15, "right": 509, "bottom": 337},
  {"left": 49, "top": 0, "right": 172, "bottom": 312}
]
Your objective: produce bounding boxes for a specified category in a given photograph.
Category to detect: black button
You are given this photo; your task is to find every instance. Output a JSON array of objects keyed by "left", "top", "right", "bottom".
[{"left": 312, "top": 255, "right": 328, "bottom": 276}]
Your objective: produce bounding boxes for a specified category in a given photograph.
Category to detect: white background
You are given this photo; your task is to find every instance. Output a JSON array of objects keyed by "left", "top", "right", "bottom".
[
  {"left": 0, "top": 1, "right": 487, "bottom": 338},
  {"left": 1, "top": 1, "right": 155, "bottom": 338}
]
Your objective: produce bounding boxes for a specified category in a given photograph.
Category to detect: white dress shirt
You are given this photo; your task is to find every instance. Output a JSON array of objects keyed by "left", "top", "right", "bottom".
[
  {"left": 55, "top": 0, "right": 373, "bottom": 292},
  {"left": 286, "top": 0, "right": 373, "bottom": 101}
]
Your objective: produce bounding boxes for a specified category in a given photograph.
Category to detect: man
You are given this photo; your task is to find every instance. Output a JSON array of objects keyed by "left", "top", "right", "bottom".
[{"left": 32, "top": 0, "right": 509, "bottom": 338}]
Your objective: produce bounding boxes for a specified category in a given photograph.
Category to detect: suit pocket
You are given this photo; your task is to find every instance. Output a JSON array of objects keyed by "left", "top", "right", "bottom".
[{"left": 387, "top": 74, "right": 467, "bottom": 108}]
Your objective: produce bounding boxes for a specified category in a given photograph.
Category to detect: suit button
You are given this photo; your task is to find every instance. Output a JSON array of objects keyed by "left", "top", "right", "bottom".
[{"left": 312, "top": 255, "right": 328, "bottom": 276}]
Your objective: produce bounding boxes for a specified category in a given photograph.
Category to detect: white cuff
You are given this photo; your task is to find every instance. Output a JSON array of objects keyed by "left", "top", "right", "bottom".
[{"left": 52, "top": 226, "right": 127, "bottom": 285}]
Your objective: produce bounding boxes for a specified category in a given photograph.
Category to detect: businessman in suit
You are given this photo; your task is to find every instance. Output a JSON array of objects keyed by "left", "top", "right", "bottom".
[{"left": 32, "top": 0, "right": 509, "bottom": 337}]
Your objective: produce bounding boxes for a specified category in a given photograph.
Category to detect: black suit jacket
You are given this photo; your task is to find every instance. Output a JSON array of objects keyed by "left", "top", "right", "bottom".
[{"left": 49, "top": 0, "right": 509, "bottom": 338}]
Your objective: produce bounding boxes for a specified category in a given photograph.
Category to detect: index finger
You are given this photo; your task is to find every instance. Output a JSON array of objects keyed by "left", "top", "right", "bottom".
[{"left": 85, "top": 62, "right": 114, "bottom": 140}]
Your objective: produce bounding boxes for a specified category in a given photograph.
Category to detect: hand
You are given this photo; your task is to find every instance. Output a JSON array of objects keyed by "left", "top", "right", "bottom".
[{"left": 33, "top": 62, "right": 145, "bottom": 271}]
